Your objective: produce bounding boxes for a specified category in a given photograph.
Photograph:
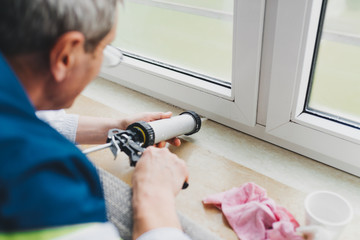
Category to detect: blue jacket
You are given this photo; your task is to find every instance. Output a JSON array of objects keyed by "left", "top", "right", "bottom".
[{"left": 0, "top": 53, "right": 107, "bottom": 231}]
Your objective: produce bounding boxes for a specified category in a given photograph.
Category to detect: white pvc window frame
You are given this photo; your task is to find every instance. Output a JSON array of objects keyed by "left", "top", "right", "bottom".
[
  {"left": 266, "top": 0, "right": 360, "bottom": 176},
  {"left": 100, "top": 0, "right": 360, "bottom": 177},
  {"left": 100, "top": 0, "right": 265, "bottom": 127}
]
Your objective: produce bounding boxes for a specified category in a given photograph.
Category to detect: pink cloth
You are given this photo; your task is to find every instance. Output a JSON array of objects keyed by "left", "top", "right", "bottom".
[{"left": 202, "top": 183, "right": 302, "bottom": 240}]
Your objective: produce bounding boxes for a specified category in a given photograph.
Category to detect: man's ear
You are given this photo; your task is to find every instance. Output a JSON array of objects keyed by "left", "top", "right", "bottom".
[{"left": 50, "top": 32, "right": 86, "bottom": 83}]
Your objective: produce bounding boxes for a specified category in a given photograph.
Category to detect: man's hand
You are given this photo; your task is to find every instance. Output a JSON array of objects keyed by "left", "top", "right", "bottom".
[
  {"left": 133, "top": 146, "right": 188, "bottom": 195},
  {"left": 131, "top": 147, "right": 189, "bottom": 239},
  {"left": 121, "top": 112, "right": 173, "bottom": 128},
  {"left": 76, "top": 112, "right": 181, "bottom": 146},
  {"left": 121, "top": 112, "right": 181, "bottom": 147}
]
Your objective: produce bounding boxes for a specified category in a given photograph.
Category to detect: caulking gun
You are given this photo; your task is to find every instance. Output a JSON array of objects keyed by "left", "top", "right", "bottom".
[{"left": 82, "top": 111, "right": 202, "bottom": 189}]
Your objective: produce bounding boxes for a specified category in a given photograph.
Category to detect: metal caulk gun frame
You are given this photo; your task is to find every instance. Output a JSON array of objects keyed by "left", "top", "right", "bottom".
[{"left": 82, "top": 111, "right": 202, "bottom": 189}]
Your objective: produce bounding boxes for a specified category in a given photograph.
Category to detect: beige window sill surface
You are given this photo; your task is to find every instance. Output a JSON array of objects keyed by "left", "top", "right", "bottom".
[{"left": 68, "top": 77, "right": 360, "bottom": 240}]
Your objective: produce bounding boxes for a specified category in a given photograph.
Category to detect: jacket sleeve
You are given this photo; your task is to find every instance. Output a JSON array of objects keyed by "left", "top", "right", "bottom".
[{"left": 36, "top": 109, "right": 79, "bottom": 143}]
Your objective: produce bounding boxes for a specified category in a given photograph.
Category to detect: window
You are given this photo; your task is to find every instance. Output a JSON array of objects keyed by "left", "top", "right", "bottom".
[
  {"left": 306, "top": 0, "right": 360, "bottom": 128},
  {"left": 113, "top": 0, "right": 234, "bottom": 84},
  {"left": 101, "top": 0, "right": 265, "bottom": 127},
  {"left": 101, "top": 0, "right": 360, "bottom": 177}
]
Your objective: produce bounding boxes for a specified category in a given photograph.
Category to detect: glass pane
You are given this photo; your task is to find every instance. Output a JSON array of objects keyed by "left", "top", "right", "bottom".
[
  {"left": 307, "top": 0, "right": 360, "bottom": 127},
  {"left": 113, "top": 0, "right": 234, "bottom": 83}
]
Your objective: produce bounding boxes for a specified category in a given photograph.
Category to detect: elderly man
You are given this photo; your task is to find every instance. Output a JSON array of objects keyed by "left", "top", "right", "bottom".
[{"left": 0, "top": 0, "right": 190, "bottom": 239}]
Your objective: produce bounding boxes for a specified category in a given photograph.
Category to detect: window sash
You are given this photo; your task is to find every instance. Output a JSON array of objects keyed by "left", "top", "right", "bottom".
[
  {"left": 100, "top": 0, "right": 265, "bottom": 127},
  {"left": 266, "top": 0, "right": 360, "bottom": 176}
]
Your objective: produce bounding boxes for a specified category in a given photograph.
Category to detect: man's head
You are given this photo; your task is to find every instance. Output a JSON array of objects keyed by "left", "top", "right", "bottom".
[{"left": 0, "top": 0, "right": 119, "bottom": 110}]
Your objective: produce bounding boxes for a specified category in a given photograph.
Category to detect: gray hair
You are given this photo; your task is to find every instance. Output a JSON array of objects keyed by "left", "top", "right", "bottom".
[{"left": 0, "top": 0, "right": 118, "bottom": 55}]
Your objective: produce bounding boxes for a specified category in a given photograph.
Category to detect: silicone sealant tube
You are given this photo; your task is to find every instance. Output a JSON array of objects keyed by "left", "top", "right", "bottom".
[
  {"left": 127, "top": 111, "right": 201, "bottom": 147},
  {"left": 149, "top": 112, "right": 199, "bottom": 144}
]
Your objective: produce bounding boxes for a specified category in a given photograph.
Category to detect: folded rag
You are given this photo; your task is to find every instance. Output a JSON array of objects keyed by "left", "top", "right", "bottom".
[{"left": 202, "top": 182, "right": 303, "bottom": 240}]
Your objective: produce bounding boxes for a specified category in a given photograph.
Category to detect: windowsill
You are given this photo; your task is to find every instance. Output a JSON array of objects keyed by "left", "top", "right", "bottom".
[{"left": 69, "top": 77, "right": 360, "bottom": 239}]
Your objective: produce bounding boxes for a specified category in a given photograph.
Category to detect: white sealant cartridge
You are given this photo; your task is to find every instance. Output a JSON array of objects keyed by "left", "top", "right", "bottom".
[{"left": 126, "top": 111, "right": 201, "bottom": 147}]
